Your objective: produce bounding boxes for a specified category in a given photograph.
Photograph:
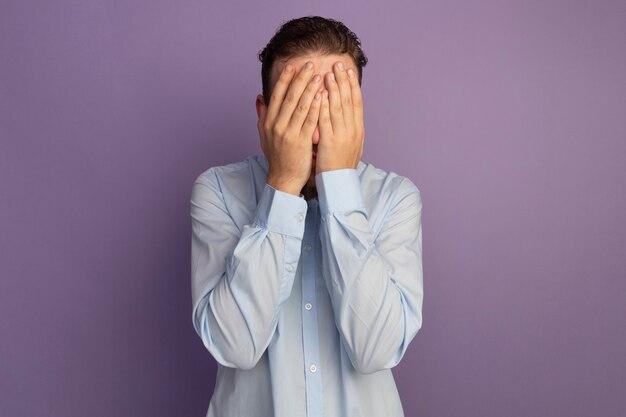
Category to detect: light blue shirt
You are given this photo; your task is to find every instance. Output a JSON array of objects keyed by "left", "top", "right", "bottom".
[{"left": 190, "top": 154, "right": 424, "bottom": 417}]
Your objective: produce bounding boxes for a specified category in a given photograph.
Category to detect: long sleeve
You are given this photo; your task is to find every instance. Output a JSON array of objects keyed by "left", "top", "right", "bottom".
[
  {"left": 190, "top": 168, "right": 308, "bottom": 369},
  {"left": 315, "top": 168, "right": 424, "bottom": 375}
]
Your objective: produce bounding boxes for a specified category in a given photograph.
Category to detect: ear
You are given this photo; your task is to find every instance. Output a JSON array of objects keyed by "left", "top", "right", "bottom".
[
  {"left": 256, "top": 94, "right": 269, "bottom": 157},
  {"left": 255, "top": 94, "right": 266, "bottom": 123}
]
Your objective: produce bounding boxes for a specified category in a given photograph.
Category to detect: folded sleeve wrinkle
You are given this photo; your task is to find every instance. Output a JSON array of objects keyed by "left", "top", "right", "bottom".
[
  {"left": 315, "top": 168, "right": 424, "bottom": 375},
  {"left": 191, "top": 169, "right": 308, "bottom": 370}
]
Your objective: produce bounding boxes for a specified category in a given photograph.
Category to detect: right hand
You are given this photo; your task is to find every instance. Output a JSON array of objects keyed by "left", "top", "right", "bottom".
[{"left": 257, "top": 61, "right": 324, "bottom": 196}]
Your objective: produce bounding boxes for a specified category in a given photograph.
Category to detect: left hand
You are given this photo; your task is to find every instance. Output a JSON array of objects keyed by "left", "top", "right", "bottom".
[{"left": 316, "top": 61, "right": 365, "bottom": 173}]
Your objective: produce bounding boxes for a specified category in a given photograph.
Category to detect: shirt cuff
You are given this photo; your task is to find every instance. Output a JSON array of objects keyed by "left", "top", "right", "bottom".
[
  {"left": 315, "top": 168, "right": 364, "bottom": 215},
  {"left": 252, "top": 183, "right": 308, "bottom": 238}
]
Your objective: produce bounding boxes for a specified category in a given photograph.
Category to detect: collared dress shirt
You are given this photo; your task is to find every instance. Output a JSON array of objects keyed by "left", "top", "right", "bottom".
[{"left": 190, "top": 154, "right": 424, "bottom": 417}]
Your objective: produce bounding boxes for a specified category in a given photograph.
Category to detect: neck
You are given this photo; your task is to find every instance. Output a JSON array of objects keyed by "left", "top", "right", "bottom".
[{"left": 301, "top": 184, "right": 317, "bottom": 201}]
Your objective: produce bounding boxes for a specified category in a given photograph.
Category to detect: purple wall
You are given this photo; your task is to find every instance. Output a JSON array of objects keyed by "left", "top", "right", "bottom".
[{"left": 1, "top": 1, "right": 625, "bottom": 416}]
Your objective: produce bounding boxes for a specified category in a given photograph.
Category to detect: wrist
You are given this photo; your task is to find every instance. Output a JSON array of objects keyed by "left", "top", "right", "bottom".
[
  {"left": 316, "top": 160, "right": 359, "bottom": 173},
  {"left": 266, "top": 177, "right": 301, "bottom": 196}
]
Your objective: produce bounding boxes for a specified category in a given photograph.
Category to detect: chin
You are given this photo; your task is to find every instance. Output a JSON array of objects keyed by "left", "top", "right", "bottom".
[
  {"left": 307, "top": 175, "right": 316, "bottom": 188},
  {"left": 309, "top": 167, "right": 316, "bottom": 181}
]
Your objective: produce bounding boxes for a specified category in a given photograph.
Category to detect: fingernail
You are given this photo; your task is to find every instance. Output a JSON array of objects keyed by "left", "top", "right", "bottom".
[
  {"left": 305, "top": 62, "right": 313, "bottom": 70},
  {"left": 347, "top": 68, "right": 355, "bottom": 78},
  {"left": 313, "top": 74, "right": 321, "bottom": 83},
  {"left": 330, "top": 73, "right": 335, "bottom": 82},
  {"left": 337, "top": 62, "right": 344, "bottom": 70},
  {"left": 284, "top": 64, "right": 292, "bottom": 73}
]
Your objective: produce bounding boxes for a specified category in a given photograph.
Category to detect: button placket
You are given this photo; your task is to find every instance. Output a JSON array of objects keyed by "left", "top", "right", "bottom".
[{"left": 301, "top": 205, "right": 322, "bottom": 417}]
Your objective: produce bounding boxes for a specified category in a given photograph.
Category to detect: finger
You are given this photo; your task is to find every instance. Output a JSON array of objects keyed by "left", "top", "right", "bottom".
[
  {"left": 300, "top": 88, "right": 323, "bottom": 140},
  {"left": 275, "top": 61, "right": 316, "bottom": 131},
  {"left": 347, "top": 67, "right": 364, "bottom": 139},
  {"left": 266, "top": 64, "right": 295, "bottom": 127},
  {"left": 324, "top": 71, "right": 345, "bottom": 133},
  {"left": 318, "top": 89, "right": 333, "bottom": 138},
  {"left": 287, "top": 73, "right": 323, "bottom": 133},
  {"left": 333, "top": 61, "right": 354, "bottom": 130}
]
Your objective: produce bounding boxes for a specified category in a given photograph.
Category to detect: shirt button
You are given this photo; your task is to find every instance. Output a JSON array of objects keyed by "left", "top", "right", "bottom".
[
  {"left": 309, "top": 364, "right": 317, "bottom": 373},
  {"left": 287, "top": 265, "right": 294, "bottom": 273},
  {"left": 304, "top": 243, "right": 312, "bottom": 251},
  {"left": 304, "top": 302, "right": 312, "bottom": 310},
  {"left": 297, "top": 214, "right": 304, "bottom": 222}
]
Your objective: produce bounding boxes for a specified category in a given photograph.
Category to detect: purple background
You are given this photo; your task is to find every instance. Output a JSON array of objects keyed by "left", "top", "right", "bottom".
[{"left": 1, "top": 1, "right": 625, "bottom": 416}]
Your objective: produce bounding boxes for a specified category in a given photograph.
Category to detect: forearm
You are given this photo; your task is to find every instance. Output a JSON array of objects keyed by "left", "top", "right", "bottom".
[
  {"left": 194, "top": 226, "right": 300, "bottom": 369},
  {"left": 191, "top": 172, "right": 307, "bottom": 369},
  {"left": 316, "top": 169, "right": 424, "bottom": 374}
]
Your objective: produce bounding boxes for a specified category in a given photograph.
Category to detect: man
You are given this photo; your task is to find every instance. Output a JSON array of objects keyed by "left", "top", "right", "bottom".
[{"left": 190, "top": 16, "right": 424, "bottom": 417}]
